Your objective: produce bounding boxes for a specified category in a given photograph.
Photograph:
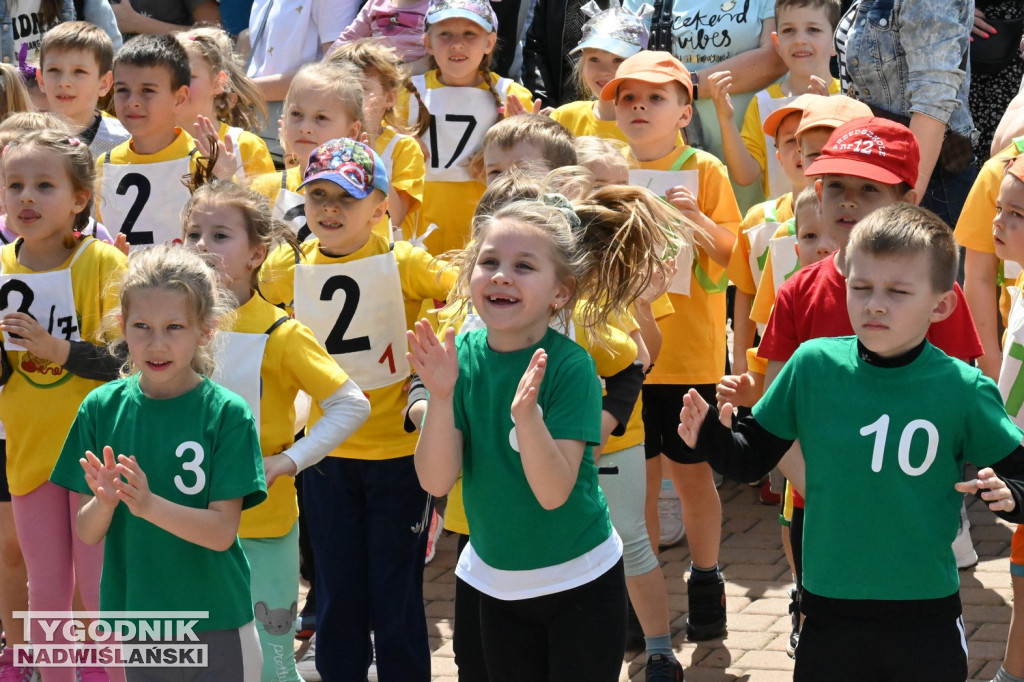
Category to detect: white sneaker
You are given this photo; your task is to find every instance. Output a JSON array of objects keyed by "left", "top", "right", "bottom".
[
  {"left": 953, "top": 506, "right": 978, "bottom": 570},
  {"left": 295, "top": 633, "right": 321, "bottom": 682},
  {"left": 658, "top": 482, "right": 685, "bottom": 547}
]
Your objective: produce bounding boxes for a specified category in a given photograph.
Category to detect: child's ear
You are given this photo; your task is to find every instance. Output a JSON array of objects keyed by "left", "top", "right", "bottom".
[
  {"left": 814, "top": 177, "right": 824, "bottom": 202},
  {"left": 72, "top": 188, "right": 91, "bottom": 214},
  {"left": 35, "top": 68, "right": 45, "bottom": 92},
  {"left": 771, "top": 32, "right": 781, "bottom": 53},
  {"left": 98, "top": 70, "right": 114, "bottom": 97},
  {"left": 901, "top": 188, "right": 918, "bottom": 205},
  {"left": 423, "top": 33, "right": 434, "bottom": 55},
  {"left": 552, "top": 278, "right": 574, "bottom": 312},
  {"left": 484, "top": 31, "right": 497, "bottom": 55},
  {"left": 676, "top": 103, "right": 693, "bottom": 130},
  {"left": 347, "top": 120, "right": 362, "bottom": 139},
  {"left": 213, "top": 71, "right": 228, "bottom": 97},
  {"left": 930, "top": 289, "right": 958, "bottom": 323},
  {"left": 370, "top": 194, "right": 389, "bottom": 223},
  {"left": 173, "top": 85, "right": 190, "bottom": 109}
]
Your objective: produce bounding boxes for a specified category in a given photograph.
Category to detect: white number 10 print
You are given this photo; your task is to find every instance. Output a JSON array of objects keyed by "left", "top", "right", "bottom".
[{"left": 859, "top": 415, "right": 939, "bottom": 476}]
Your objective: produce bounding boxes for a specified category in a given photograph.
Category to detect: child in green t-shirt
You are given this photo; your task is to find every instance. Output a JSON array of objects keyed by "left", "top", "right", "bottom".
[{"left": 679, "top": 202, "right": 1024, "bottom": 681}]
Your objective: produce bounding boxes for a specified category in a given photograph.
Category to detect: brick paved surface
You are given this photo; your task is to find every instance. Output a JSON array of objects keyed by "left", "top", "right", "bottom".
[{"left": 421, "top": 479, "right": 1018, "bottom": 682}]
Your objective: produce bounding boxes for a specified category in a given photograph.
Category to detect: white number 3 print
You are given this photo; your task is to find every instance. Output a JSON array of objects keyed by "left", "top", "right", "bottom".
[
  {"left": 859, "top": 415, "right": 939, "bottom": 476},
  {"left": 174, "top": 441, "right": 207, "bottom": 495}
]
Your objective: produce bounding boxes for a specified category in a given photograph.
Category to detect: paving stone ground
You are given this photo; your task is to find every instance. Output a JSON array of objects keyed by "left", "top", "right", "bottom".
[{"left": 419, "top": 479, "right": 1018, "bottom": 682}]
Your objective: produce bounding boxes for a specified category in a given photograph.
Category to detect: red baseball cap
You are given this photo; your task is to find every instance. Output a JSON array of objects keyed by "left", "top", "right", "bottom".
[{"left": 804, "top": 117, "right": 920, "bottom": 187}]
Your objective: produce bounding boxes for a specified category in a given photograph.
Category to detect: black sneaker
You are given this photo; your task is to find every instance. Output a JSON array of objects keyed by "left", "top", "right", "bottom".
[
  {"left": 787, "top": 587, "right": 800, "bottom": 659},
  {"left": 685, "top": 574, "right": 726, "bottom": 641},
  {"left": 645, "top": 653, "right": 684, "bottom": 682}
]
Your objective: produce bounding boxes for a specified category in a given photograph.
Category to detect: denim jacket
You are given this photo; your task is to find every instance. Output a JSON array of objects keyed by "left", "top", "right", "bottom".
[
  {"left": 0, "top": 0, "right": 122, "bottom": 67},
  {"left": 844, "top": 0, "right": 976, "bottom": 139}
]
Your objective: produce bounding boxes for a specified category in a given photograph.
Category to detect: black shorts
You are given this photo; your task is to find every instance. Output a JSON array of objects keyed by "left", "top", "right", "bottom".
[
  {"left": 0, "top": 440, "right": 9, "bottom": 503},
  {"left": 642, "top": 384, "right": 717, "bottom": 464}
]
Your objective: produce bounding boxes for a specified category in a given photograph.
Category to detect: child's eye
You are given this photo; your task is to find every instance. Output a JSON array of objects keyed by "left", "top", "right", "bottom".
[
  {"left": 516, "top": 261, "right": 535, "bottom": 271},
  {"left": 168, "top": 323, "right": 184, "bottom": 330},
  {"left": 184, "top": 231, "right": 199, "bottom": 242},
  {"left": 132, "top": 322, "right": 149, "bottom": 329},
  {"left": 801, "top": 232, "right": 818, "bottom": 240},
  {"left": 315, "top": 114, "right": 330, "bottom": 121},
  {"left": 38, "top": 182, "right": 53, "bottom": 189},
  {"left": 478, "top": 257, "right": 498, "bottom": 267},
  {"left": 7, "top": 182, "right": 22, "bottom": 190}
]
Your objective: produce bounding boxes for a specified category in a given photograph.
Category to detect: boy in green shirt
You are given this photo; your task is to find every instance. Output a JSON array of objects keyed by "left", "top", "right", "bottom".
[{"left": 679, "top": 202, "right": 1024, "bottom": 681}]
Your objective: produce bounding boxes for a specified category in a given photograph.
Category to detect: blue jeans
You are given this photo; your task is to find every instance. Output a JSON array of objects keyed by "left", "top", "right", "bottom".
[
  {"left": 304, "top": 456, "right": 432, "bottom": 682},
  {"left": 921, "top": 158, "right": 978, "bottom": 231}
]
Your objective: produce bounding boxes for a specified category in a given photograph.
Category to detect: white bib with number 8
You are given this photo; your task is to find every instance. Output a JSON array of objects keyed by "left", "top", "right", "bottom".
[{"left": 293, "top": 250, "right": 410, "bottom": 390}]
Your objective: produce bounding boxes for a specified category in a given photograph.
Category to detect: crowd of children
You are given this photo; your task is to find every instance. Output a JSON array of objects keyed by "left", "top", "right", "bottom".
[{"left": 0, "top": 0, "right": 1019, "bottom": 681}]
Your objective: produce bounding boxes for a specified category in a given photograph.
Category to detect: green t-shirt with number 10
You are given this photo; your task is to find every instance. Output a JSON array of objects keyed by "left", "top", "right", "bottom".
[{"left": 754, "top": 337, "right": 1022, "bottom": 601}]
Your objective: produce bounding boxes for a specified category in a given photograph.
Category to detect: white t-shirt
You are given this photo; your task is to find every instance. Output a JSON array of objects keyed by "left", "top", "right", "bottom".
[{"left": 246, "top": 0, "right": 358, "bottom": 79}]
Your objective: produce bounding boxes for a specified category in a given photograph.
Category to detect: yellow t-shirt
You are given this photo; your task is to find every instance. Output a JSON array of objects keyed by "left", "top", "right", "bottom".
[
  {"left": 259, "top": 235, "right": 455, "bottom": 460},
  {"left": 0, "top": 238, "right": 126, "bottom": 495},
  {"left": 396, "top": 70, "right": 534, "bottom": 255},
  {"left": 232, "top": 294, "right": 349, "bottom": 539},
  {"left": 218, "top": 121, "right": 275, "bottom": 180},
  {"left": 727, "top": 193, "right": 794, "bottom": 295},
  {"left": 751, "top": 221, "right": 802, "bottom": 327},
  {"left": 635, "top": 146, "right": 742, "bottom": 385},
  {"left": 374, "top": 127, "right": 425, "bottom": 239},
  {"left": 249, "top": 165, "right": 302, "bottom": 211},
  {"left": 550, "top": 100, "right": 629, "bottom": 143},
  {"left": 740, "top": 79, "right": 841, "bottom": 199},
  {"left": 953, "top": 140, "right": 1022, "bottom": 327}
]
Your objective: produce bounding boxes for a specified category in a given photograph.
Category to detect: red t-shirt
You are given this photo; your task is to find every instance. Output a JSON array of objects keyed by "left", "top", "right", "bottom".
[{"left": 757, "top": 253, "right": 983, "bottom": 509}]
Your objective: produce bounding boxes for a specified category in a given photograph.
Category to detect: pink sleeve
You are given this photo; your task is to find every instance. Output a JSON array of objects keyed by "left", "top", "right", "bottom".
[{"left": 330, "top": 0, "right": 377, "bottom": 53}]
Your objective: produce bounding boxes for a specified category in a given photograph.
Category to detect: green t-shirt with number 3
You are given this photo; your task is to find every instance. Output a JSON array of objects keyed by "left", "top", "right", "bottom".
[
  {"left": 51, "top": 375, "right": 267, "bottom": 632},
  {"left": 754, "top": 337, "right": 1021, "bottom": 601}
]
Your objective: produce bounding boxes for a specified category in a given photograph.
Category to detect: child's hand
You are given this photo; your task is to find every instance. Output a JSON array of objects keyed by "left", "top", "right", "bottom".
[
  {"left": 405, "top": 320, "right": 458, "bottom": 400},
  {"left": 81, "top": 446, "right": 121, "bottom": 509},
  {"left": 665, "top": 185, "right": 702, "bottom": 224},
  {"left": 806, "top": 75, "right": 831, "bottom": 96},
  {"left": 1, "top": 312, "right": 63, "bottom": 361},
  {"left": 706, "top": 71, "right": 734, "bottom": 120},
  {"left": 503, "top": 97, "right": 543, "bottom": 117},
  {"left": 263, "top": 453, "right": 297, "bottom": 488},
  {"left": 193, "top": 115, "right": 239, "bottom": 179},
  {"left": 113, "top": 233, "right": 129, "bottom": 256},
  {"left": 717, "top": 372, "right": 760, "bottom": 409},
  {"left": 511, "top": 349, "right": 547, "bottom": 421},
  {"left": 678, "top": 388, "right": 732, "bottom": 448},
  {"left": 114, "top": 454, "right": 155, "bottom": 518},
  {"left": 955, "top": 467, "right": 1018, "bottom": 513}
]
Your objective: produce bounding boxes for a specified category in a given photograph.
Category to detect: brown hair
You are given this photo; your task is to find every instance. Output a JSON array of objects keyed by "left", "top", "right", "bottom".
[
  {"left": 176, "top": 27, "right": 268, "bottom": 131},
  {"left": 181, "top": 179, "right": 299, "bottom": 288},
  {"left": 2, "top": 128, "right": 96, "bottom": 238},
  {"left": 482, "top": 114, "right": 577, "bottom": 171},
  {"left": 844, "top": 202, "right": 958, "bottom": 292},
  {"left": 775, "top": 0, "right": 842, "bottom": 31},
  {"left": 326, "top": 38, "right": 428, "bottom": 137},
  {"left": 40, "top": 21, "right": 114, "bottom": 74}
]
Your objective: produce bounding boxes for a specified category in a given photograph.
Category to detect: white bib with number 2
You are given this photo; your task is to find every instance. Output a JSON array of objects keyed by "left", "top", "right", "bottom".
[
  {"left": 294, "top": 251, "right": 409, "bottom": 390},
  {"left": 99, "top": 156, "right": 194, "bottom": 248}
]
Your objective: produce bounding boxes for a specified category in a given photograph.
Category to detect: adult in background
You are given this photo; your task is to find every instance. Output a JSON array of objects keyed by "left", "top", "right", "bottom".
[
  {"left": 969, "top": 0, "right": 1024, "bottom": 161},
  {"left": 839, "top": 0, "right": 977, "bottom": 229},
  {"left": 111, "top": 0, "right": 221, "bottom": 37}
]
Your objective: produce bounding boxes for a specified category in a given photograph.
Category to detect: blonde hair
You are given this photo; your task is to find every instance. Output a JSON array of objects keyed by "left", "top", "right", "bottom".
[
  {"left": 108, "top": 245, "right": 235, "bottom": 377},
  {"left": 326, "top": 38, "right": 428, "bottom": 137},
  {"left": 181, "top": 179, "right": 298, "bottom": 288},
  {"left": 285, "top": 61, "right": 365, "bottom": 129},
  {"left": 2, "top": 129, "right": 96, "bottom": 238},
  {"left": 0, "top": 112, "right": 72, "bottom": 147},
  {"left": 177, "top": 27, "right": 268, "bottom": 131},
  {"left": 452, "top": 174, "right": 697, "bottom": 337},
  {"left": 482, "top": 115, "right": 577, "bottom": 170},
  {"left": 574, "top": 136, "right": 630, "bottom": 183},
  {"left": 0, "top": 64, "right": 32, "bottom": 118}
]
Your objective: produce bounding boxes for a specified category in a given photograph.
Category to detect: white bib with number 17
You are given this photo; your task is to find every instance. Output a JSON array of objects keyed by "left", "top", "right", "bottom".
[
  {"left": 293, "top": 251, "right": 410, "bottom": 390},
  {"left": 98, "top": 156, "right": 193, "bottom": 248}
]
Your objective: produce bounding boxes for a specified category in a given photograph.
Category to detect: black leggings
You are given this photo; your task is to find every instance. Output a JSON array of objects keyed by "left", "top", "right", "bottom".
[
  {"left": 454, "top": 534, "right": 489, "bottom": 682},
  {"left": 790, "top": 505, "right": 804, "bottom": 589},
  {"left": 478, "top": 559, "right": 626, "bottom": 682}
]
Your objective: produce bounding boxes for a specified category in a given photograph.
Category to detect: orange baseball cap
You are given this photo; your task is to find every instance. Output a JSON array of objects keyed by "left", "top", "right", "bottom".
[
  {"left": 762, "top": 94, "right": 823, "bottom": 138},
  {"left": 795, "top": 95, "right": 872, "bottom": 137},
  {"left": 599, "top": 50, "right": 693, "bottom": 102},
  {"left": 1007, "top": 155, "right": 1024, "bottom": 184}
]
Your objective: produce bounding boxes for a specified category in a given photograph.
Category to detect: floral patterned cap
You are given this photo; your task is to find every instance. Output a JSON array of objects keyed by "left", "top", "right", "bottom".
[
  {"left": 571, "top": 0, "right": 654, "bottom": 59},
  {"left": 299, "top": 138, "right": 389, "bottom": 199},
  {"left": 425, "top": 0, "right": 498, "bottom": 33}
]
